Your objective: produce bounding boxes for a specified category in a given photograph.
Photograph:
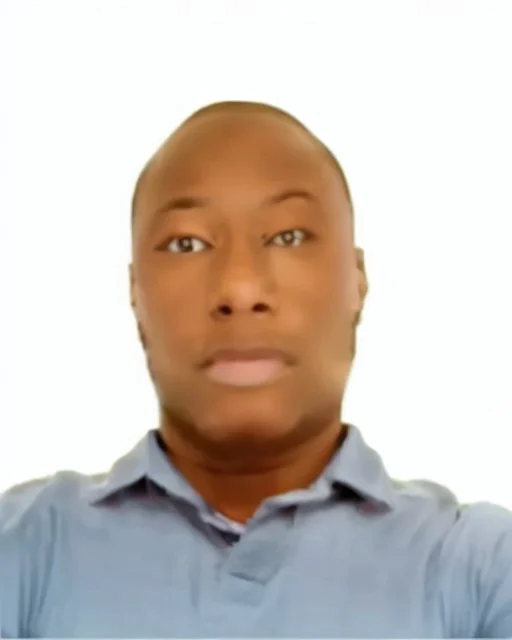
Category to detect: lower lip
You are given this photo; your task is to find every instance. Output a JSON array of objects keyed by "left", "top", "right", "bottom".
[{"left": 205, "top": 359, "right": 287, "bottom": 387}]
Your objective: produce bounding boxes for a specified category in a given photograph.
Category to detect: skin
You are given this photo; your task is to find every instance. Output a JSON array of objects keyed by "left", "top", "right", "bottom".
[{"left": 130, "top": 107, "right": 368, "bottom": 522}]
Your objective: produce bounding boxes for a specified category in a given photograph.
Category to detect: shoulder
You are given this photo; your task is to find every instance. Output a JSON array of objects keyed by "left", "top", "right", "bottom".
[
  {"left": 397, "top": 480, "right": 512, "bottom": 561},
  {"left": 393, "top": 479, "right": 512, "bottom": 637},
  {"left": 0, "top": 471, "right": 105, "bottom": 637},
  {"left": 0, "top": 469, "right": 105, "bottom": 532},
  {"left": 445, "top": 500, "right": 512, "bottom": 637},
  {"left": 444, "top": 499, "right": 512, "bottom": 553}
]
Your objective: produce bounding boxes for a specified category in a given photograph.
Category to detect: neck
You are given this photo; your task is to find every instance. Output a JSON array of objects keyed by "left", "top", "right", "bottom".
[{"left": 158, "top": 419, "right": 346, "bottom": 523}]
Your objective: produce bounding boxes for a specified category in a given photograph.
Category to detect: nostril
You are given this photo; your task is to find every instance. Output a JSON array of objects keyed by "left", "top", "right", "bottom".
[
  {"left": 218, "top": 305, "right": 232, "bottom": 316},
  {"left": 215, "top": 302, "right": 269, "bottom": 317},
  {"left": 253, "top": 302, "right": 269, "bottom": 313}
]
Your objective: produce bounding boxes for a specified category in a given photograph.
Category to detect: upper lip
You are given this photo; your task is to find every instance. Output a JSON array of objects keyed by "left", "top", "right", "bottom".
[{"left": 201, "top": 347, "right": 296, "bottom": 368}]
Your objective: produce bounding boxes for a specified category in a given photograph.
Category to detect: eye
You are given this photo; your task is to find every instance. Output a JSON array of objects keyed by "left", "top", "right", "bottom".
[
  {"left": 165, "top": 236, "right": 209, "bottom": 254},
  {"left": 269, "top": 229, "right": 309, "bottom": 248}
]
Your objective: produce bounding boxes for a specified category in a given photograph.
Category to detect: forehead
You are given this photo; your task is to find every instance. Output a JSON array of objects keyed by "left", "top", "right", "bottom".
[{"left": 136, "top": 111, "right": 346, "bottom": 222}]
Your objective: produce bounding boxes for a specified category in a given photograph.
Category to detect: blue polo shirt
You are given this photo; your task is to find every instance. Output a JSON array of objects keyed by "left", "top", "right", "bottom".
[{"left": 1, "top": 424, "right": 511, "bottom": 638}]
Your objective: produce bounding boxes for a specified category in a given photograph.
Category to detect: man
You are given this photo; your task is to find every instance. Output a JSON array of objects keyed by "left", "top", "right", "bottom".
[{"left": 1, "top": 101, "right": 511, "bottom": 638}]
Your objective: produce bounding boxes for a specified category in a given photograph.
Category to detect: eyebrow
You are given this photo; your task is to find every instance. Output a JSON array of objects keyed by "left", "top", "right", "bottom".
[{"left": 152, "top": 189, "right": 317, "bottom": 217}]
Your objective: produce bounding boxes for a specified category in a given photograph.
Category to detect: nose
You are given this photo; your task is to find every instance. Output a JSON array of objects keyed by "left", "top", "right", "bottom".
[{"left": 209, "top": 243, "right": 276, "bottom": 320}]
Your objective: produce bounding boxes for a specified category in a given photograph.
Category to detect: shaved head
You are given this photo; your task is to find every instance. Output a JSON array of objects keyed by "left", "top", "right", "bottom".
[
  {"left": 131, "top": 101, "right": 353, "bottom": 226},
  {"left": 129, "top": 98, "right": 366, "bottom": 471}
]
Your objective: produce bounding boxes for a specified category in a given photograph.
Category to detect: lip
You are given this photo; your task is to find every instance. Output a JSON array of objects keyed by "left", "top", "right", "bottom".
[
  {"left": 201, "top": 348, "right": 295, "bottom": 388},
  {"left": 201, "top": 348, "right": 296, "bottom": 368}
]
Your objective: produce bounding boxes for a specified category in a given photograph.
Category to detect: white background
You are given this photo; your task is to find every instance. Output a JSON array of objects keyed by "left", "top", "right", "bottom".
[{"left": 1, "top": 1, "right": 511, "bottom": 507}]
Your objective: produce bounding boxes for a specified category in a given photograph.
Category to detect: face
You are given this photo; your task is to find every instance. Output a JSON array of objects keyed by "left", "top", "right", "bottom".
[{"left": 130, "top": 111, "right": 367, "bottom": 456}]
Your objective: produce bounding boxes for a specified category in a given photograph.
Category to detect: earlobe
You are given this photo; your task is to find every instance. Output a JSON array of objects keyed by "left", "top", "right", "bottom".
[
  {"left": 137, "top": 321, "right": 148, "bottom": 350},
  {"left": 355, "top": 247, "right": 368, "bottom": 324},
  {"left": 129, "top": 264, "right": 148, "bottom": 351},
  {"left": 129, "top": 263, "right": 136, "bottom": 310}
]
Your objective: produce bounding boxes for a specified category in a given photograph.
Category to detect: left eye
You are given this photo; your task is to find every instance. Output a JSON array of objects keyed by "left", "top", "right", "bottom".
[
  {"left": 269, "top": 229, "right": 308, "bottom": 248},
  {"left": 166, "top": 236, "right": 209, "bottom": 254}
]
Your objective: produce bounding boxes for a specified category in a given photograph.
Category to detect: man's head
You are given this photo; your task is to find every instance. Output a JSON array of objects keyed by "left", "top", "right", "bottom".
[{"left": 130, "top": 101, "right": 367, "bottom": 461}]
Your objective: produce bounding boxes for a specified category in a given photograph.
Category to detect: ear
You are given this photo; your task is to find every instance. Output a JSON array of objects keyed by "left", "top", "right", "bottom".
[
  {"left": 129, "top": 263, "right": 136, "bottom": 310},
  {"left": 354, "top": 247, "right": 368, "bottom": 325},
  {"left": 129, "top": 263, "right": 148, "bottom": 350}
]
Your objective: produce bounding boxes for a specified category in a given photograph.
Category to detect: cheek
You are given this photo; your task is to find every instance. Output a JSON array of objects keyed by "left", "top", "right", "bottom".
[
  {"left": 136, "top": 273, "right": 206, "bottom": 351},
  {"left": 281, "top": 256, "right": 354, "bottom": 322},
  {"left": 288, "top": 267, "right": 357, "bottom": 365}
]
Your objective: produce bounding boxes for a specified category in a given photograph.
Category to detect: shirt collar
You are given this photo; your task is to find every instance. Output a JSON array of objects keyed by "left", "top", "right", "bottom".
[
  {"left": 85, "top": 429, "right": 203, "bottom": 507},
  {"left": 86, "top": 424, "right": 396, "bottom": 511},
  {"left": 322, "top": 424, "right": 396, "bottom": 511}
]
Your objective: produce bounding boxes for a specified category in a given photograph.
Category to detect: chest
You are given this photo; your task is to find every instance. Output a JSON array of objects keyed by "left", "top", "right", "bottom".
[{"left": 34, "top": 507, "right": 449, "bottom": 638}]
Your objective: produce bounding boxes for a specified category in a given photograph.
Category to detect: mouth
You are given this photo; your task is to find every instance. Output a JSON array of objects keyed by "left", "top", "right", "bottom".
[{"left": 201, "top": 348, "right": 295, "bottom": 388}]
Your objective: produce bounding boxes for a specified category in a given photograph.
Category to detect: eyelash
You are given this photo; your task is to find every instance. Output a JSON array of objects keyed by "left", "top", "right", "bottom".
[
  {"left": 160, "top": 228, "right": 313, "bottom": 254},
  {"left": 265, "top": 228, "right": 311, "bottom": 248}
]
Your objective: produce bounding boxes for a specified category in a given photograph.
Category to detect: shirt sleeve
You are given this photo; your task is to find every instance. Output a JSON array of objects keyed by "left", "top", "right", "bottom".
[
  {"left": 0, "top": 488, "right": 25, "bottom": 637},
  {"left": 445, "top": 501, "right": 512, "bottom": 637},
  {"left": 0, "top": 479, "right": 51, "bottom": 638},
  {"left": 472, "top": 503, "right": 512, "bottom": 637}
]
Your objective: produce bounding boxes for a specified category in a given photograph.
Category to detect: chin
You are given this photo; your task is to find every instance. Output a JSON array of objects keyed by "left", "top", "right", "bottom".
[
  {"left": 197, "top": 392, "right": 298, "bottom": 443},
  {"left": 160, "top": 374, "right": 340, "bottom": 459}
]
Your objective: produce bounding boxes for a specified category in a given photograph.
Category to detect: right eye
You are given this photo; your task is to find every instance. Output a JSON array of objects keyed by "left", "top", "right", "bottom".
[{"left": 165, "top": 236, "right": 209, "bottom": 254}]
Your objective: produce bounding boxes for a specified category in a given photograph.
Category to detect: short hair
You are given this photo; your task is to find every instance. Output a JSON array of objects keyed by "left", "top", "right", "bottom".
[{"left": 131, "top": 101, "right": 353, "bottom": 224}]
